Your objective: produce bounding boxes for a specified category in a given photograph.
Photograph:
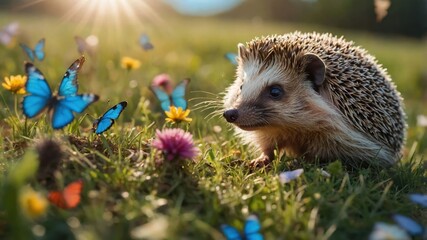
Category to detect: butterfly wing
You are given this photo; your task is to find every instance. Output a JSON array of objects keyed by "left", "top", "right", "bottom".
[
  {"left": 22, "top": 62, "right": 52, "bottom": 118},
  {"left": 58, "top": 56, "right": 85, "bottom": 97},
  {"left": 392, "top": 214, "right": 424, "bottom": 236},
  {"left": 151, "top": 86, "right": 172, "bottom": 111},
  {"left": 20, "top": 43, "right": 35, "bottom": 62},
  {"left": 221, "top": 224, "right": 242, "bottom": 240},
  {"left": 75, "top": 36, "right": 87, "bottom": 55},
  {"left": 48, "top": 180, "right": 83, "bottom": 209},
  {"left": 62, "top": 180, "right": 83, "bottom": 209},
  {"left": 34, "top": 38, "right": 45, "bottom": 61},
  {"left": 225, "top": 52, "right": 238, "bottom": 65},
  {"left": 22, "top": 95, "right": 50, "bottom": 118},
  {"left": 100, "top": 101, "right": 127, "bottom": 120},
  {"left": 52, "top": 94, "right": 99, "bottom": 129},
  {"left": 48, "top": 191, "right": 68, "bottom": 209},
  {"left": 94, "top": 101, "right": 127, "bottom": 134},
  {"left": 140, "top": 33, "right": 154, "bottom": 51},
  {"left": 51, "top": 103, "right": 75, "bottom": 130},
  {"left": 94, "top": 118, "right": 114, "bottom": 135},
  {"left": 243, "top": 215, "right": 263, "bottom": 240},
  {"left": 171, "top": 79, "right": 189, "bottom": 110}
]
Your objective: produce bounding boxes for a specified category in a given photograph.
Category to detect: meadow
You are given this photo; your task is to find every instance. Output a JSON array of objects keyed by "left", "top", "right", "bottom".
[{"left": 0, "top": 11, "right": 426, "bottom": 239}]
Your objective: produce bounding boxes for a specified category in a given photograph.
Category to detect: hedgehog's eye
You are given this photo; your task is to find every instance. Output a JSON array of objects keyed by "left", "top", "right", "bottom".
[{"left": 268, "top": 85, "right": 284, "bottom": 100}]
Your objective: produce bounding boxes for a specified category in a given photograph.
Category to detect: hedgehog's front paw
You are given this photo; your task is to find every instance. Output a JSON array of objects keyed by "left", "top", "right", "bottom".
[{"left": 249, "top": 154, "right": 272, "bottom": 168}]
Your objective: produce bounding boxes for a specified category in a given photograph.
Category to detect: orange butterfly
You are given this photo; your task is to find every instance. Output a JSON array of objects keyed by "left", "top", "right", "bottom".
[{"left": 48, "top": 180, "right": 83, "bottom": 209}]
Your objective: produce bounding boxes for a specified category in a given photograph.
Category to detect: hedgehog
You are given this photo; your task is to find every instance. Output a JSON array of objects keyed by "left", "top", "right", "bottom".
[{"left": 223, "top": 32, "right": 406, "bottom": 167}]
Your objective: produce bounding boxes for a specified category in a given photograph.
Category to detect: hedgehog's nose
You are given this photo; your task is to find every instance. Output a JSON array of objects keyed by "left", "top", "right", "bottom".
[{"left": 223, "top": 109, "right": 239, "bottom": 123}]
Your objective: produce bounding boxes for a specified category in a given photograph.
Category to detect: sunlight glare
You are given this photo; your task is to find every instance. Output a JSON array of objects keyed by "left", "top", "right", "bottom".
[
  {"left": 60, "top": 0, "right": 164, "bottom": 44},
  {"left": 86, "top": 35, "right": 99, "bottom": 47}
]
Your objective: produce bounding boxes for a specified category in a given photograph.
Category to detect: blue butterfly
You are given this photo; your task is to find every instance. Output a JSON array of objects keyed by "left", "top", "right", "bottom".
[
  {"left": 75, "top": 35, "right": 97, "bottom": 57},
  {"left": 93, "top": 101, "right": 127, "bottom": 134},
  {"left": 225, "top": 52, "right": 238, "bottom": 65},
  {"left": 22, "top": 56, "right": 99, "bottom": 129},
  {"left": 392, "top": 214, "right": 424, "bottom": 236},
  {"left": 140, "top": 33, "right": 154, "bottom": 51},
  {"left": 150, "top": 78, "right": 189, "bottom": 111},
  {"left": 20, "top": 38, "right": 45, "bottom": 62},
  {"left": 221, "top": 215, "right": 263, "bottom": 240}
]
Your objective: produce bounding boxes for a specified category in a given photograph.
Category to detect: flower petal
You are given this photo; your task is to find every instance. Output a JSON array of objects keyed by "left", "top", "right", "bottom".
[
  {"left": 392, "top": 214, "right": 423, "bottom": 236},
  {"left": 17, "top": 88, "right": 26, "bottom": 94},
  {"left": 165, "top": 111, "right": 174, "bottom": 118},
  {"left": 183, "top": 109, "right": 190, "bottom": 117},
  {"left": 2, "top": 82, "right": 11, "bottom": 90},
  {"left": 279, "top": 168, "right": 304, "bottom": 184},
  {"left": 369, "top": 222, "right": 410, "bottom": 240},
  {"left": 152, "top": 128, "right": 198, "bottom": 161},
  {"left": 408, "top": 194, "right": 427, "bottom": 207}
]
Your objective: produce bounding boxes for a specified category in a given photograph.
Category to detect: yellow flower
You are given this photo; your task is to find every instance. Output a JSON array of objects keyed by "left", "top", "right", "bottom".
[
  {"left": 2, "top": 75, "right": 27, "bottom": 94},
  {"left": 121, "top": 57, "right": 141, "bottom": 70},
  {"left": 165, "top": 106, "right": 192, "bottom": 124},
  {"left": 19, "top": 186, "right": 48, "bottom": 219}
]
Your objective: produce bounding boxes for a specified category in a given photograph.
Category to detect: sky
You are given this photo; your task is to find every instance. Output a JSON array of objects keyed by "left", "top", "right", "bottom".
[{"left": 163, "top": 0, "right": 243, "bottom": 16}]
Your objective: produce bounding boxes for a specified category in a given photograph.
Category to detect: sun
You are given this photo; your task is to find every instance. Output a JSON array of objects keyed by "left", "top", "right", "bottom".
[
  {"left": 9, "top": 0, "right": 164, "bottom": 53},
  {"left": 61, "top": 0, "right": 163, "bottom": 32},
  {"left": 11, "top": 0, "right": 164, "bottom": 39}
]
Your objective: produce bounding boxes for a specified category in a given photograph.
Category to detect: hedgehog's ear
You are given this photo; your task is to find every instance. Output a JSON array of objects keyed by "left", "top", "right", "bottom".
[
  {"left": 303, "top": 53, "right": 326, "bottom": 89},
  {"left": 238, "top": 43, "right": 249, "bottom": 59}
]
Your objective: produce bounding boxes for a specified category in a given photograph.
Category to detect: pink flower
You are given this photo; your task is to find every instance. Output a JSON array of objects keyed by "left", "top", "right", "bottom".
[
  {"left": 152, "top": 128, "right": 199, "bottom": 161},
  {"left": 152, "top": 73, "right": 173, "bottom": 94}
]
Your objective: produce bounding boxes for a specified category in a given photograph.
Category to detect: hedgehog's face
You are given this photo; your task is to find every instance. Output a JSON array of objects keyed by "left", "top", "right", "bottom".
[{"left": 223, "top": 44, "right": 326, "bottom": 131}]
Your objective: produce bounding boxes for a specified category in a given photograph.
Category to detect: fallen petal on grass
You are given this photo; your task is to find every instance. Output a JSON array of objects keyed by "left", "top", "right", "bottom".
[
  {"left": 279, "top": 168, "right": 304, "bottom": 184},
  {"left": 408, "top": 193, "right": 427, "bottom": 207},
  {"left": 369, "top": 222, "right": 410, "bottom": 240},
  {"left": 392, "top": 214, "right": 424, "bottom": 236}
]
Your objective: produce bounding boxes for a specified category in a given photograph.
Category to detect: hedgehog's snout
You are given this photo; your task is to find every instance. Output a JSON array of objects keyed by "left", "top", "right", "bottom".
[{"left": 223, "top": 109, "right": 239, "bottom": 123}]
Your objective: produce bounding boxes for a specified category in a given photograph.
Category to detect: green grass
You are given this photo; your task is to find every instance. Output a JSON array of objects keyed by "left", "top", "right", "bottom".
[{"left": 0, "top": 11, "right": 426, "bottom": 240}]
